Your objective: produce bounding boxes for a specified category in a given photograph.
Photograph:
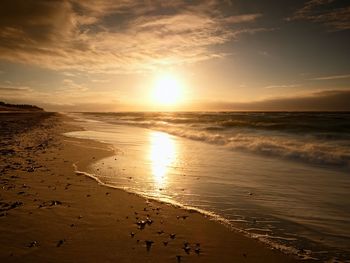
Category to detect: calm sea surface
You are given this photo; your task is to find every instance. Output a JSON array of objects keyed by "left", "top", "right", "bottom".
[{"left": 65, "top": 112, "right": 350, "bottom": 262}]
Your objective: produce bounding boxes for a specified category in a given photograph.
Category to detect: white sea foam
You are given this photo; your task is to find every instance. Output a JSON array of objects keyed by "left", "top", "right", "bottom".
[{"left": 73, "top": 112, "right": 350, "bottom": 169}]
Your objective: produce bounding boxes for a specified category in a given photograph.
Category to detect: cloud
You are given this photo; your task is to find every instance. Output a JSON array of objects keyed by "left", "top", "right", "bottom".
[
  {"left": 287, "top": 0, "right": 350, "bottom": 31},
  {"left": 264, "top": 84, "right": 300, "bottom": 89},
  {"left": 222, "top": 14, "right": 262, "bottom": 24},
  {"left": 0, "top": 0, "right": 264, "bottom": 73},
  {"left": 196, "top": 89, "right": 350, "bottom": 111},
  {"left": 61, "top": 79, "right": 88, "bottom": 92},
  {"left": 310, "top": 74, "right": 350, "bottom": 80},
  {"left": 0, "top": 85, "right": 32, "bottom": 92}
]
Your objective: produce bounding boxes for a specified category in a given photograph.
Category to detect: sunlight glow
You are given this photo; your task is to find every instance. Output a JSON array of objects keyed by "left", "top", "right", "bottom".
[
  {"left": 149, "top": 131, "right": 177, "bottom": 187},
  {"left": 152, "top": 74, "right": 183, "bottom": 106}
]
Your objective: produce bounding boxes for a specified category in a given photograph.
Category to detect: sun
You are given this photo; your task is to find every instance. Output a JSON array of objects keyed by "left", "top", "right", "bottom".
[{"left": 152, "top": 74, "right": 183, "bottom": 106}]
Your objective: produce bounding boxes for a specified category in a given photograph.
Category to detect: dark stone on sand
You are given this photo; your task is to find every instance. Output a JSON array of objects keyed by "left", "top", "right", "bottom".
[
  {"left": 170, "top": 233, "right": 176, "bottom": 239},
  {"left": 183, "top": 242, "right": 191, "bottom": 254},
  {"left": 146, "top": 217, "right": 153, "bottom": 225},
  {"left": 39, "top": 200, "right": 62, "bottom": 208},
  {"left": 163, "top": 241, "right": 168, "bottom": 246},
  {"left": 2, "top": 201, "right": 23, "bottom": 211},
  {"left": 28, "top": 241, "right": 39, "bottom": 248},
  {"left": 195, "top": 247, "right": 201, "bottom": 254},
  {"left": 145, "top": 240, "right": 154, "bottom": 251},
  {"left": 176, "top": 255, "right": 182, "bottom": 262},
  {"left": 57, "top": 239, "right": 65, "bottom": 247},
  {"left": 50, "top": 200, "right": 62, "bottom": 206},
  {"left": 136, "top": 220, "right": 147, "bottom": 229}
]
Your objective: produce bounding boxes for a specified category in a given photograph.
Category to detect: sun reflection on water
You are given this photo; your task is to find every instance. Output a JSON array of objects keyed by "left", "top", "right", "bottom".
[{"left": 149, "top": 131, "right": 177, "bottom": 188}]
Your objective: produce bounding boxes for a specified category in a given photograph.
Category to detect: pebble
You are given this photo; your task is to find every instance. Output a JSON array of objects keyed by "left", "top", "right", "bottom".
[{"left": 145, "top": 240, "right": 154, "bottom": 251}]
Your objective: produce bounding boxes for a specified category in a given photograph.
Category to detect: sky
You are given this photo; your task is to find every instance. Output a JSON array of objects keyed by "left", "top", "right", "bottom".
[{"left": 0, "top": 0, "right": 349, "bottom": 111}]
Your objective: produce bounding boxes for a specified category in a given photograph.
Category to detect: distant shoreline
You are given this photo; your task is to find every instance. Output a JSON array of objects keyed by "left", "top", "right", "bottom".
[{"left": 0, "top": 101, "right": 44, "bottom": 112}]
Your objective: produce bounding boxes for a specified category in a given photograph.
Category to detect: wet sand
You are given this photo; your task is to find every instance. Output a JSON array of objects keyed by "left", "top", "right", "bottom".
[{"left": 0, "top": 112, "right": 302, "bottom": 262}]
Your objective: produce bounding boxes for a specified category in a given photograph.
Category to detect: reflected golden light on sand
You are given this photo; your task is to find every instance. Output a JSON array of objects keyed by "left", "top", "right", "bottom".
[{"left": 149, "top": 131, "right": 177, "bottom": 187}]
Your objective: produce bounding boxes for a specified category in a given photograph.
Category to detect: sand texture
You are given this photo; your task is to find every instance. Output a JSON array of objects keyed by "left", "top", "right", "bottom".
[{"left": 0, "top": 112, "right": 302, "bottom": 262}]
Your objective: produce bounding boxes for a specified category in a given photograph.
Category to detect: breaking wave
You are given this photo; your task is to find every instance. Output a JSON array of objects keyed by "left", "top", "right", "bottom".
[{"left": 80, "top": 112, "right": 350, "bottom": 169}]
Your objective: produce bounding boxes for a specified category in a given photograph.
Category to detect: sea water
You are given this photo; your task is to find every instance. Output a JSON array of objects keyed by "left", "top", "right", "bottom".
[{"left": 65, "top": 112, "right": 350, "bottom": 262}]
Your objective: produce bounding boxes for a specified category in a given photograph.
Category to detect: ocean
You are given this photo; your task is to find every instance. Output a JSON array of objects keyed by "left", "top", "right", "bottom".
[{"left": 65, "top": 112, "right": 350, "bottom": 262}]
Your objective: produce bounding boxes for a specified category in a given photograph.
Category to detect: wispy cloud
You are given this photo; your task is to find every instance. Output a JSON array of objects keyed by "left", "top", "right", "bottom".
[
  {"left": 310, "top": 74, "right": 350, "bottom": 80},
  {"left": 264, "top": 84, "right": 300, "bottom": 89},
  {"left": 0, "top": 0, "right": 265, "bottom": 73},
  {"left": 61, "top": 79, "right": 88, "bottom": 92},
  {"left": 0, "top": 85, "right": 32, "bottom": 92},
  {"left": 287, "top": 0, "right": 350, "bottom": 31}
]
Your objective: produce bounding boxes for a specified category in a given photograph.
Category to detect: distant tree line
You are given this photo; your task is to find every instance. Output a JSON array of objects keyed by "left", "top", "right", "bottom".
[{"left": 0, "top": 101, "right": 43, "bottom": 111}]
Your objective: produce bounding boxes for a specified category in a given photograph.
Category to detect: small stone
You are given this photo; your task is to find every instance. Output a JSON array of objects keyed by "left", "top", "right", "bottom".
[
  {"left": 28, "top": 241, "right": 39, "bottom": 248},
  {"left": 57, "top": 239, "right": 65, "bottom": 247},
  {"left": 145, "top": 240, "right": 154, "bottom": 251},
  {"left": 183, "top": 242, "right": 191, "bottom": 254}
]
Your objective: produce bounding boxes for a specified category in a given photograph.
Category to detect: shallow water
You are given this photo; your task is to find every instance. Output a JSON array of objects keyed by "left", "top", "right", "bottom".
[{"left": 65, "top": 113, "right": 350, "bottom": 262}]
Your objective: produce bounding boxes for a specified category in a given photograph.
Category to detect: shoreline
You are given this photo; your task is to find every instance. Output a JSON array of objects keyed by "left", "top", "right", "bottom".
[{"left": 0, "top": 112, "right": 302, "bottom": 262}]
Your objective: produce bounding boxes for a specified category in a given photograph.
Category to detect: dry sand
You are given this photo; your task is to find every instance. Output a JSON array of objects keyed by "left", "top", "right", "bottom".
[{"left": 0, "top": 112, "right": 302, "bottom": 262}]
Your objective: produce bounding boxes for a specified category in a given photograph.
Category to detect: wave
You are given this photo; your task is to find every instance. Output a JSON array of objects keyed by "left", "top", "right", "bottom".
[
  {"left": 81, "top": 112, "right": 350, "bottom": 169},
  {"left": 86, "top": 112, "right": 350, "bottom": 134},
  {"left": 155, "top": 127, "right": 350, "bottom": 168}
]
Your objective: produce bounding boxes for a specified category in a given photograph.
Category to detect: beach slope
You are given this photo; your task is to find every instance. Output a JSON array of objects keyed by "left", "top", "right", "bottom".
[{"left": 0, "top": 112, "right": 300, "bottom": 262}]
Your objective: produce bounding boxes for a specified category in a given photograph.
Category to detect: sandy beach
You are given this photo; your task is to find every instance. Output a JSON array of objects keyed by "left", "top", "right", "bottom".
[{"left": 0, "top": 112, "right": 302, "bottom": 263}]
